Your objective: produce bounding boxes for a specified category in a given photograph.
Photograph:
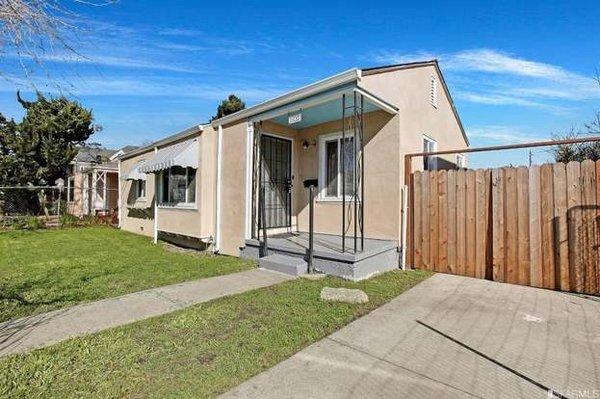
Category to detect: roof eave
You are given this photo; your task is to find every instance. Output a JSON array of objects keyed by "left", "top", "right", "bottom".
[
  {"left": 210, "top": 68, "right": 361, "bottom": 127},
  {"left": 120, "top": 124, "right": 204, "bottom": 161},
  {"left": 361, "top": 60, "right": 438, "bottom": 75}
]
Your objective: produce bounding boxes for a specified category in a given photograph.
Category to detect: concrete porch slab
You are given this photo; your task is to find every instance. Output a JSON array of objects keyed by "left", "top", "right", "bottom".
[{"left": 241, "top": 232, "right": 399, "bottom": 281}]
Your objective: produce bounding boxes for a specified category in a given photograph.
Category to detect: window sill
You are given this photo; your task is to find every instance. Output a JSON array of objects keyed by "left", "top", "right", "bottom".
[
  {"left": 158, "top": 204, "right": 197, "bottom": 211},
  {"left": 317, "top": 197, "right": 361, "bottom": 203}
]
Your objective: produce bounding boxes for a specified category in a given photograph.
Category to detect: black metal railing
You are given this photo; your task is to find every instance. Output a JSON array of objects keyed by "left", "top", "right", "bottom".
[
  {"left": 260, "top": 185, "right": 268, "bottom": 257},
  {"left": 341, "top": 92, "right": 365, "bottom": 253}
]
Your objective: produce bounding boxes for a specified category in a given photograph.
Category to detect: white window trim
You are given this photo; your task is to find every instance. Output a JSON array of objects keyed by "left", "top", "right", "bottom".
[
  {"left": 157, "top": 167, "right": 197, "bottom": 209},
  {"left": 430, "top": 75, "right": 438, "bottom": 109},
  {"left": 423, "top": 135, "right": 438, "bottom": 171},
  {"left": 317, "top": 131, "right": 358, "bottom": 202}
]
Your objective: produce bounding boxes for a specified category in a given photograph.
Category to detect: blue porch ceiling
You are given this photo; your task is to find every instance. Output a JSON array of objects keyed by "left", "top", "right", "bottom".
[{"left": 271, "top": 95, "right": 381, "bottom": 129}]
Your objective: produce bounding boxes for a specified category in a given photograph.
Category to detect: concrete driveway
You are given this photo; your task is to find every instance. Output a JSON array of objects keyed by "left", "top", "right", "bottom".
[{"left": 223, "top": 273, "right": 600, "bottom": 398}]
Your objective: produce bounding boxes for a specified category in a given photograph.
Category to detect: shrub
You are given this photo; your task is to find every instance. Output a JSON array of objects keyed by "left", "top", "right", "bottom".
[
  {"left": 59, "top": 214, "right": 79, "bottom": 228},
  {"left": 25, "top": 216, "right": 45, "bottom": 230},
  {"left": 1, "top": 216, "right": 28, "bottom": 230},
  {"left": 80, "top": 215, "right": 103, "bottom": 227}
]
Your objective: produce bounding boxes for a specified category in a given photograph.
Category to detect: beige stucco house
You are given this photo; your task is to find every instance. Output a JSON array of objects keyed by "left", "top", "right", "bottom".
[{"left": 119, "top": 60, "right": 468, "bottom": 280}]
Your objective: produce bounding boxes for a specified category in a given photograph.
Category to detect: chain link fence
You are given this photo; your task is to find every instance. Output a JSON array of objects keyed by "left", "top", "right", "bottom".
[{"left": 0, "top": 186, "right": 119, "bottom": 230}]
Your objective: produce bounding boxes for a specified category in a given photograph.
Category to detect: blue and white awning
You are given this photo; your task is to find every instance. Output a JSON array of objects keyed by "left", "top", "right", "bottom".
[{"left": 138, "top": 139, "right": 199, "bottom": 173}]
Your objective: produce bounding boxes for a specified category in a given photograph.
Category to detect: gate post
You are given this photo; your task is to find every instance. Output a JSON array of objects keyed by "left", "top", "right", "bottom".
[{"left": 404, "top": 154, "right": 414, "bottom": 269}]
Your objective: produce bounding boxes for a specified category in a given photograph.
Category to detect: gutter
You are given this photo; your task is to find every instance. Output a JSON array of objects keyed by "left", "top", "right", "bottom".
[
  {"left": 118, "top": 160, "right": 122, "bottom": 228},
  {"left": 153, "top": 146, "right": 159, "bottom": 244}
]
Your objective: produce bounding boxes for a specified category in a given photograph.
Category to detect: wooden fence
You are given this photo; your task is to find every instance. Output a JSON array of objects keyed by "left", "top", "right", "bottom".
[{"left": 410, "top": 160, "right": 600, "bottom": 295}]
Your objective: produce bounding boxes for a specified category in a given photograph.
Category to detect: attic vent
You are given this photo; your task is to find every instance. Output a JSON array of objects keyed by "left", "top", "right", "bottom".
[{"left": 430, "top": 75, "right": 438, "bottom": 108}]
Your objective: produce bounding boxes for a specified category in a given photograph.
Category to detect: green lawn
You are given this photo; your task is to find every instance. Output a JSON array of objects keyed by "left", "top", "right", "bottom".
[
  {"left": 0, "top": 269, "right": 429, "bottom": 398},
  {"left": 0, "top": 227, "right": 254, "bottom": 322}
]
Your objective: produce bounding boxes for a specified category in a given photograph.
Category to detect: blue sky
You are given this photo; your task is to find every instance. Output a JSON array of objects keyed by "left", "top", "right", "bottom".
[{"left": 0, "top": 0, "right": 598, "bottom": 167}]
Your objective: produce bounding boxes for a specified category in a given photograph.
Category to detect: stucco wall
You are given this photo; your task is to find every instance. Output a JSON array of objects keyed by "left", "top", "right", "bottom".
[
  {"left": 119, "top": 130, "right": 213, "bottom": 240},
  {"left": 119, "top": 151, "right": 155, "bottom": 237},
  {"left": 218, "top": 122, "right": 248, "bottom": 255},
  {"left": 293, "top": 110, "right": 400, "bottom": 240},
  {"left": 359, "top": 64, "right": 469, "bottom": 177}
]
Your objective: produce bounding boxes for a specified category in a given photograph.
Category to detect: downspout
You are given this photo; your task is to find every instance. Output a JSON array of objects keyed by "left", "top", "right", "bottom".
[
  {"left": 153, "top": 146, "right": 159, "bottom": 244},
  {"left": 118, "top": 160, "right": 122, "bottom": 227},
  {"left": 214, "top": 125, "right": 223, "bottom": 253},
  {"left": 244, "top": 122, "right": 254, "bottom": 240}
]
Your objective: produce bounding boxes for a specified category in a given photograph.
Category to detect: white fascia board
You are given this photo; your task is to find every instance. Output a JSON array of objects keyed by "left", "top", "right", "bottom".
[
  {"left": 109, "top": 150, "right": 125, "bottom": 161},
  {"left": 211, "top": 68, "right": 361, "bottom": 127},
  {"left": 353, "top": 87, "right": 398, "bottom": 114}
]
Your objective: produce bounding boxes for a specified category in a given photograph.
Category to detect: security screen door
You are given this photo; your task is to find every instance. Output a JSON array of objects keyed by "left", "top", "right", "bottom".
[{"left": 260, "top": 135, "right": 292, "bottom": 228}]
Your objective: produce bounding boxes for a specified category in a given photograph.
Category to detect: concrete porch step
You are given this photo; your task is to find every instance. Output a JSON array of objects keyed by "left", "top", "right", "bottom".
[{"left": 259, "top": 254, "right": 308, "bottom": 277}]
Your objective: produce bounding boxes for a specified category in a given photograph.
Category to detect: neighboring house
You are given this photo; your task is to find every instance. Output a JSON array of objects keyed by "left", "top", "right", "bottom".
[
  {"left": 68, "top": 146, "right": 137, "bottom": 217},
  {"left": 119, "top": 60, "right": 468, "bottom": 280}
]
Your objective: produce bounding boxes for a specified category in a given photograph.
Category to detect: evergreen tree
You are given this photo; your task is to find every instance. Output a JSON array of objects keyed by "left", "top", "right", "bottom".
[
  {"left": 0, "top": 114, "right": 18, "bottom": 185},
  {"left": 0, "top": 92, "right": 98, "bottom": 186},
  {"left": 211, "top": 94, "right": 245, "bottom": 121}
]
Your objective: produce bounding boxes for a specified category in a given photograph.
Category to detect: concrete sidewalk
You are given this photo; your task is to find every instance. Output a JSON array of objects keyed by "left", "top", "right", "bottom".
[
  {"left": 222, "top": 273, "right": 600, "bottom": 398},
  {"left": 0, "top": 268, "right": 292, "bottom": 357}
]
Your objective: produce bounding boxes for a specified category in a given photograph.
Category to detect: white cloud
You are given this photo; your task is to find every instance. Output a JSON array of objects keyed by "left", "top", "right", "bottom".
[
  {"left": 371, "top": 48, "right": 600, "bottom": 115},
  {"left": 36, "top": 53, "right": 199, "bottom": 73},
  {"left": 373, "top": 48, "right": 589, "bottom": 81},
  {"left": 158, "top": 28, "right": 204, "bottom": 37},
  {"left": 156, "top": 42, "right": 253, "bottom": 56},
  {"left": 455, "top": 91, "right": 571, "bottom": 114},
  {"left": 445, "top": 49, "right": 575, "bottom": 80},
  {"left": 0, "top": 74, "right": 291, "bottom": 103},
  {"left": 467, "top": 125, "right": 549, "bottom": 144}
]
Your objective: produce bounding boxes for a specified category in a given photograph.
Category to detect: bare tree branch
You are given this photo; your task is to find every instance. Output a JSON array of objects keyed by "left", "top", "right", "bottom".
[{"left": 0, "top": 0, "right": 116, "bottom": 88}]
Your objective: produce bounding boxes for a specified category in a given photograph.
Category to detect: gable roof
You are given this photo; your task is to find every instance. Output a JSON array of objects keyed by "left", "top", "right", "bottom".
[
  {"left": 361, "top": 60, "right": 468, "bottom": 146},
  {"left": 209, "top": 61, "right": 468, "bottom": 146},
  {"left": 73, "top": 147, "right": 118, "bottom": 163},
  {"left": 210, "top": 69, "right": 361, "bottom": 127}
]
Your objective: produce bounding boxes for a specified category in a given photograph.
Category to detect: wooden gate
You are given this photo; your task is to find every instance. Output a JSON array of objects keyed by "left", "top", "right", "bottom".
[{"left": 410, "top": 160, "right": 600, "bottom": 295}]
